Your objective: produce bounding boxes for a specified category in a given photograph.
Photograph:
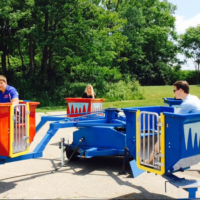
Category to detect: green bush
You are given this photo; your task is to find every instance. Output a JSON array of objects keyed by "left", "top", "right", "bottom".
[
  {"left": 68, "top": 66, "right": 144, "bottom": 101},
  {"left": 67, "top": 83, "right": 87, "bottom": 98},
  {"left": 66, "top": 79, "right": 143, "bottom": 102},
  {"left": 169, "top": 69, "right": 200, "bottom": 85},
  {"left": 8, "top": 65, "right": 143, "bottom": 107},
  {"left": 10, "top": 73, "right": 68, "bottom": 107},
  {"left": 103, "top": 80, "right": 144, "bottom": 102}
]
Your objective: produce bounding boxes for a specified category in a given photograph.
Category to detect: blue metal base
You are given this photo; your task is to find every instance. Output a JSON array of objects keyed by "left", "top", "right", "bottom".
[
  {"left": 184, "top": 188, "right": 198, "bottom": 199},
  {"left": 129, "top": 160, "right": 144, "bottom": 178},
  {"left": 36, "top": 115, "right": 68, "bottom": 133},
  {"left": 0, "top": 127, "right": 59, "bottom": 164},
  {"left": 1, "top": 109, "right": 126, "bottom": 164},
  {"left": 67, "top": 145, "right": 124, "bottom": 158}
]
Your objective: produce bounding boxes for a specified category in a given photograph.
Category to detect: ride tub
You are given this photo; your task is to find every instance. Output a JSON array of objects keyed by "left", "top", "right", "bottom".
[
  {"left": 65, "top": 98, "right": 104, "bottom": 117},
  {"left": 163, "top": 98, "right": 182, "bottom": 113},
  {"left": 122, "top": 106, "right": 200, "bottom": 175},
  {"left": 0, "top": 101, "right": 40, "bottom": 158}
]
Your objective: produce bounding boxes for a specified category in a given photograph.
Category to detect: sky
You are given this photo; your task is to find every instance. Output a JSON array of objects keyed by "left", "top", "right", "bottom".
[{"left": 168, "top": 0, "right": 200, "bottom": 70}]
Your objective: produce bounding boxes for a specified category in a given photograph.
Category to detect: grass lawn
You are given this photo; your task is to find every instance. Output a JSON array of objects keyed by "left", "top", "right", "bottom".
[{"left": 36, "top": 85, "right": 200, "bottom": 112}]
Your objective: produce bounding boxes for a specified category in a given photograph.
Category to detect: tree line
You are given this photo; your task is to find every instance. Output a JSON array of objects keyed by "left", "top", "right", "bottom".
[{"left": 0, "top": 0, "right": 200, "bottom": 106}]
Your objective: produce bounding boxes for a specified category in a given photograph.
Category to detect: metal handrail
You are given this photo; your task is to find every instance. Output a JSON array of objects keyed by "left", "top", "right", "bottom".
[
  {"left": 138, "top": 111, "right": 162, "bottom": 170},
  {"left": 13, "top": 104, "right": 28, "bottom": 154}
]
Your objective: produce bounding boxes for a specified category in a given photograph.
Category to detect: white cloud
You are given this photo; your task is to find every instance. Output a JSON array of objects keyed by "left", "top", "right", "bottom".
[{"left": 174, "top": 13, "right": 200, "bottom": 34}]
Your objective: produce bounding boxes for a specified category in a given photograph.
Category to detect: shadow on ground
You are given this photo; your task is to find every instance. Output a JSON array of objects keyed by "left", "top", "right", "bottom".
[
  {"left": 65, "top": 156, "right": 131, "bottom": 175},
  {"left": 0, "top": 156, "right": 130, "bottom": 179},
  {"left": 0, "top": 156, "right": 129, "bottom": 194},
  {"left": 110, "top": 190, "right": 173, "bottom": 199},
  {"left": 0, "top": 156, "right": 173, "bottom": 199},
  {"left": 0, "top": 182, "right": 16, "bottom": 195}
]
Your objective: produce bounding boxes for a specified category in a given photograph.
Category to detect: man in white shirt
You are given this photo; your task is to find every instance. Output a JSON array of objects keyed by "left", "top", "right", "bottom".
[
  {"left": 173, "top": 81, "right": 200, "bottom": 114},
  {"left": 146, "top": 81, "right": 200, "bottom": 164}
]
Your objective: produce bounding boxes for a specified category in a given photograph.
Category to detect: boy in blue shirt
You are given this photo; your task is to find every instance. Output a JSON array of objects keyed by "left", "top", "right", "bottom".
[{"left": 0, "top": 75, "right": 19, "bottom": 105}]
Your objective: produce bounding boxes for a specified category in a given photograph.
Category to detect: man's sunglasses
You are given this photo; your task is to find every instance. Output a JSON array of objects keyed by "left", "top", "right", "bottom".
[{"left": 173, "top": 89, "right": 179, "bottom": 93}]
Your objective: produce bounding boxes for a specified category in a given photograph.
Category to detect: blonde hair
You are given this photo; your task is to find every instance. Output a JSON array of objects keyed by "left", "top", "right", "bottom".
[
  {"left": 0, "top": 75, "right": 7, "bottom": 82},
  {"left": 85, "top": 84, "right": 95, "bottom": 98}
]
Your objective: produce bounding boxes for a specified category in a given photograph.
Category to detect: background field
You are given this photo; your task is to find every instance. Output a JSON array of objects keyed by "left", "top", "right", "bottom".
[{"left": 36, "top": 85, "right": 200, "bottom": 112}]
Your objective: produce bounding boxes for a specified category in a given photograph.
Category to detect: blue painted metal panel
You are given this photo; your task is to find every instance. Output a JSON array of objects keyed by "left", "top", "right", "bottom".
[
  {"left": 62, "top": 108, "right": 127, "bottom": 158},
  {"left": 0, "top": 152, "right": 43, "bottom": 164},
  {"left": 36, "top": 111, "right": 106, "bottom": 133},
  {"left": 85, "top": 149, "right": 122, "bottom": 157},
  {"left": 72, "top": 126, "right": 125, "bottom": 150},
  {"left": 164, "top": 112, "right": 200, "bottom": 173},
  {"left": 36, "top": 115, "right": 68, "bottom": 133},
  {"left": 123, "top": 109, "right": 137, "bottom": 158},
  {"left": 33, "top": 128, "right": 58, "bottom": 153},
  {"left": 129, "top": 160, "right": 144, "bottom": 178}
]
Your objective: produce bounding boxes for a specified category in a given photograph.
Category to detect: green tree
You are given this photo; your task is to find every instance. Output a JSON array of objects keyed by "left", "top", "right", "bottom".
[
  {"left": 179, "top": 25, "right": 200, "bottom": 84},
  {"left": 0, "top": 0, "right": 15, "bottom": 74},
  {"left": 117, "top": 0, "right": 179, "bottom": 85},
  {"left": 0, "top": 0, "right": 184, "bottom": 105},
  {"left": 0, "top": 0, "right": 35, "bottom": 77}
]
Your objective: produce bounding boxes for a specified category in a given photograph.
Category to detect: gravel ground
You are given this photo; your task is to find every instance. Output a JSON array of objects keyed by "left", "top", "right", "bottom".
[{"left": 0, "top": 111, "right": 200, "bottom": 199}]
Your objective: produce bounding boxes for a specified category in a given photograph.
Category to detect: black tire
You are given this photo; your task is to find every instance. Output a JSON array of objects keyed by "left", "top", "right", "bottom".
[{"left": 66, "top": 149, "right": 80, "bottom": 161}]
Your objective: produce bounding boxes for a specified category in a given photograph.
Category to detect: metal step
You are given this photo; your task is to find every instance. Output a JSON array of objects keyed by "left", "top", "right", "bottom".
[{"left": 163, "top": 174, "right": 200, "bottom": 188}]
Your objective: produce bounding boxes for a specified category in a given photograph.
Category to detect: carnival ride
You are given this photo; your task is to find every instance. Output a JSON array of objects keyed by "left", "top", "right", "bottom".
[{"left": 0, "top": 97, "right": 200, "bottom": 199}]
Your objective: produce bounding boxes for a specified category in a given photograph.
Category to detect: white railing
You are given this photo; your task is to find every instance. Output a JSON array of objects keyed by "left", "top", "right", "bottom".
[
  {"left": 138, "top": 111, "right": 163, "bottom": 170},
  {"left": 13, "top": 104, "right": 29, "bottom": 153}
]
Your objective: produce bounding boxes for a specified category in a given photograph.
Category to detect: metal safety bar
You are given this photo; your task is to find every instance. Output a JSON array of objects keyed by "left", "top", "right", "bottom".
[
  {"left": 13, "top": 104, "right": 28, "bottom": 154},
  {"left": 138, "top": 111, "right": 163, "bottom": 170},
  {"left": 69, "top": 110, "right": 105, "bottom": 119}
]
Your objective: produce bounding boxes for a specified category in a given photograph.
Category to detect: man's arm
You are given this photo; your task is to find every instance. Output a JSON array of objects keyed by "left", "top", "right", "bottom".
[
  {"left": 179, "top": 101, "right": 191, "bottom": 114},
  {"left": 11, "top": 98, "right": 19, "bottom": 105},
  {"left": 9, "top": 88, "right": 19, "bottom": 105}
]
